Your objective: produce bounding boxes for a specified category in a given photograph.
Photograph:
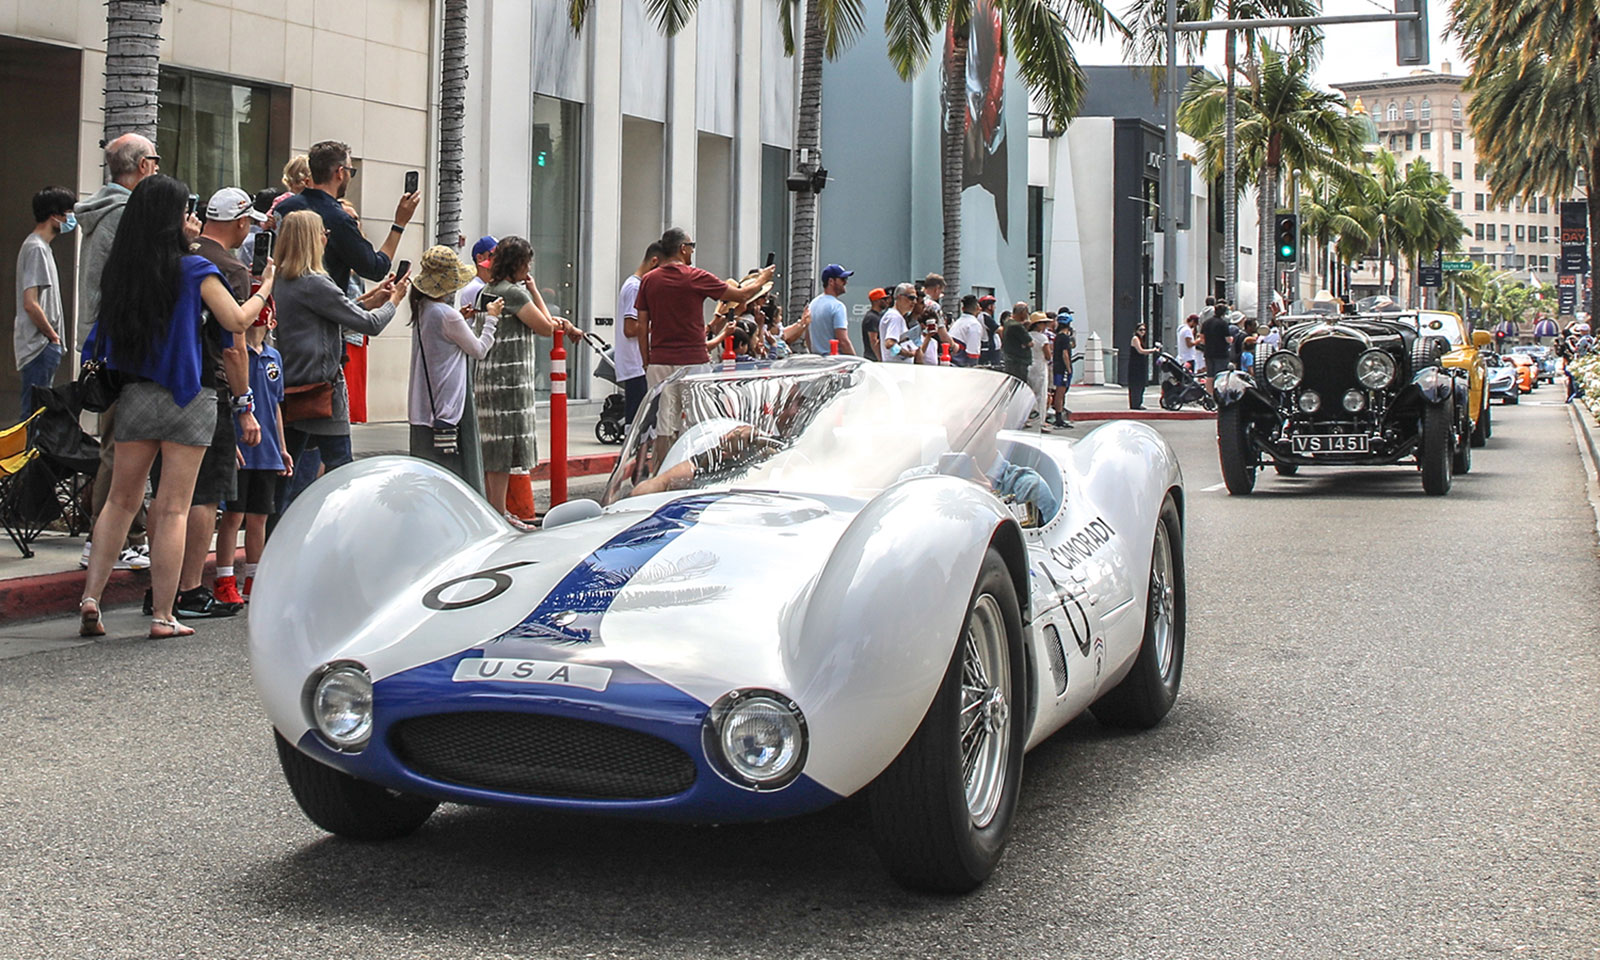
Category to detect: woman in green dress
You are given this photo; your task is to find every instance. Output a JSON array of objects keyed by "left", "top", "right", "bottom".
[{"left": 474, "top": 236, "right": 579, "bottom": 518}]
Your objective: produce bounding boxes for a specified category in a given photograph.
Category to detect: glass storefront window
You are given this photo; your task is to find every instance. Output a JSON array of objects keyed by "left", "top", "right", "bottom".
[
  {"left": 157, "top": 69, "right": 285, "bottom": 201},
  {"left": 530, "top": 95, "right": 584, "bottom": 397}
]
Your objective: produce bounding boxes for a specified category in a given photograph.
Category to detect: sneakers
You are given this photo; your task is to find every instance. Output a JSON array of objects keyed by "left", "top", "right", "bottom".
[
  {"left": 81, "top": 542, "right": 151, "bottom": 571},
  {"left": 114, "top": 547, "right": 151, "bottom": 571},
  {"left": 175, "top": 585, "right": 241, "bottom": 619},
  {"left": 213, "top": 575, "right": 245, "bottom": 606},
  {"left": 242, "top": 576, "right": 253, "bottom": 604}
]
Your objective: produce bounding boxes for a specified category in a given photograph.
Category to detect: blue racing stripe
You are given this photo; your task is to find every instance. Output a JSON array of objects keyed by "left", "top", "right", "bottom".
[{"left": 486, "top": 493, "right": 726, "bottom": 650}]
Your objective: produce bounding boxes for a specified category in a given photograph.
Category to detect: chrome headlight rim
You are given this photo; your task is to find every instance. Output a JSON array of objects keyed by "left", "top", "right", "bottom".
[
  {"left": 703, "top": 689, "right": 808, "bottom": 792},
  {"left": 1263, "top": 351, "right": 1304, "bottom": 391},
  {"left": 306, "top": 661, "right": 374, "bottom": 751},
  {"left": 1298, "top": 389, "right": 1322, "bottom": 413},
  {"left": 1342, "top": 388, "right": 1368, "bottom": 413},
  {"left": 1355, "top": 349, "right": 1397, "bottom": 389}
]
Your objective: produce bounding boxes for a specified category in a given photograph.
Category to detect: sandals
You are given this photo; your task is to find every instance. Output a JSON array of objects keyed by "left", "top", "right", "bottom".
[
  {"left": 79, "top": 598, "right": 105, "bottom": 637},
  {"left": 148, "top": 617, "right": 195, "bottom": 639}
]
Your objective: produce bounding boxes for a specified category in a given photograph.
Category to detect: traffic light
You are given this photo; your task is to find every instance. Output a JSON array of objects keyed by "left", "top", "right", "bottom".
[
  {"left": 1395, "top": 0, "right": 1429, "bottom": 67},
  {"left": 1275, "top": 213, "right": 1299, "bottom": 263}
]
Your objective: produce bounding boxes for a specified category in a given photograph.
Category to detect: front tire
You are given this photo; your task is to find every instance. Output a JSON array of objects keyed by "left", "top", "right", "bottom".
[
  {"left": 274, "top": 731, "right": 439, "bottom": 841},
  {"left": 1472, "top": 399, "right": 1491, "bottom": 445},
  {"left": 1507, "top": 389, "right": 1519, "bottom": 405},
  {"left": 869, "top": 548, "right": 1026, "bottom": 894},
  {"left": 1421, "top": 400, "right": 1454, "bottom": 495},
  {"left": 1092, "top": 496, "right": 1185, "bottom": 729},
  {"left": 1217, "top": 406, "right": 1256, "bottom": 495}
]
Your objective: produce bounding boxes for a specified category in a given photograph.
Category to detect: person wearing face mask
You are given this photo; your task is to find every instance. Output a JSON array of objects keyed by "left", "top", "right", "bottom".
[{"left": 14, "top": 186, "right": 76, "bottom": 413}]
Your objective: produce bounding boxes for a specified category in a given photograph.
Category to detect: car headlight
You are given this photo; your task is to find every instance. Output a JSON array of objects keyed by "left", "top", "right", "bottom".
[
  {"left": 1342, "top": 389, "right": 1367, "bottom": 412},
  {"left": 705, "top": 690, "right": 807, "bottom": 790},
  {"left": 1298, "top": 390, "right": 1321, "bottom": 413},
  {"left": 1355, "top": 349, "right": 1396, "bottom": 389},
  {"left": 1263, "top": 352, "right": 1303, "bottom": 390},
  {"left": 311, "top": 664, "right": 373, "bottom": 749}
]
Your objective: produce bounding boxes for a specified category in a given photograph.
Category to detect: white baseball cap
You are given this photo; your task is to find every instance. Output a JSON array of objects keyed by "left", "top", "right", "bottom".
[{"left": 205, "top": 187, "right": 267, "bottom": 223}]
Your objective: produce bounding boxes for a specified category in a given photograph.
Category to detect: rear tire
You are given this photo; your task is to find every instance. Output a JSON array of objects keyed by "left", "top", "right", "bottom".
[
  {"left": 1507, "top": 389, "right": 1519, "bottom": 405},
  {"left": 1421, "top": 400, "right": 1454, "bottom": 496},
  {"left": 274, "top": 731, "right": 439, "bottom": 841},
  {"left": 1217, "top": 406, "right": 1256, "bottom": 495},
  {"left": 1091, "top": 497, "right": 1185, "bottom": 729},
  {"left": 869, "top": 548, "right": 1026, "bottom": 894}
]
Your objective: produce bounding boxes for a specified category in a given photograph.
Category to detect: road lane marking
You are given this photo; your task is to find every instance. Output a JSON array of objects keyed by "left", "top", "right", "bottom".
[{"left": 1201, "top": 482, "right": 1227, "bottom": 492}]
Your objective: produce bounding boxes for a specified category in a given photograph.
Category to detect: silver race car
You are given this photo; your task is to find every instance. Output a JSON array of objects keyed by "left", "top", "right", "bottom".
[{"left": 250, "top": 357, "right": 1187, "bottom": 892}]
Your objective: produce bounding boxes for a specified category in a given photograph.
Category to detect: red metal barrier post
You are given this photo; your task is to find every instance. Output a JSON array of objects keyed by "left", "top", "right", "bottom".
[{"left": 550, "top": 330, "right": 568, "bottom": 506}]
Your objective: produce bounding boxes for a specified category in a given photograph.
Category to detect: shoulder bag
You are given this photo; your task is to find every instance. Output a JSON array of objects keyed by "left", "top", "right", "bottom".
[{"left": 76, "top": 324, "right": 123, "bottom": 413}]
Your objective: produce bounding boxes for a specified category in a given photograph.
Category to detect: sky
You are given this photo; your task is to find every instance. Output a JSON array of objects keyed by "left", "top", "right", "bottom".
[{"left": 1075, "top": 0, "right": 1468, "bottom": 93}]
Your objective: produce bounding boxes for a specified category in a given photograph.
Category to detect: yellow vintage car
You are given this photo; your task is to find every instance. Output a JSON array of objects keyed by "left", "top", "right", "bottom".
[{"left": 1403, "top": 310, "right": 1492, "bottom": 448}]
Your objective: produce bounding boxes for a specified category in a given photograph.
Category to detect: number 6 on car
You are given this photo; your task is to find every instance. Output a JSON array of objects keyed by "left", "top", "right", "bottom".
[{"left": 250, "top": 357, "right": 1187, "bottom": 892}]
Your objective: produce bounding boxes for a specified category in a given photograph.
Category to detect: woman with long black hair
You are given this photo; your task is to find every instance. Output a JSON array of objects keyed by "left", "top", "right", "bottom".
[{"left": 78, "top": 175, "right": 271, "bottom": 638}]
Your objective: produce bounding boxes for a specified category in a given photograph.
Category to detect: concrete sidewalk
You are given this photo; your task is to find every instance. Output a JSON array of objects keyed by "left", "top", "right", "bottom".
[{"left": 0, "top": 380, "right": 1201, "bottom": 622}]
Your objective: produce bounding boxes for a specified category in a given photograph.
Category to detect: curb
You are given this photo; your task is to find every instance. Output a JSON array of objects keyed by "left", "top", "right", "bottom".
[
  {"left": 1068, "top": 409, "right": 1217, "bottom": 422},
  {"left": 529, "top": 452, "right": 620, "bottom": 481},
  {"left": 1, "top": 556, "right": 220, "bottom": 624}
]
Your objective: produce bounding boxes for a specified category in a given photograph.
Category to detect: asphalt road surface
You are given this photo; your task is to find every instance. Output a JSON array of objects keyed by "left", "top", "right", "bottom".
[{"left": 2, "top": 402, "right": 1597, "bottom": 959}]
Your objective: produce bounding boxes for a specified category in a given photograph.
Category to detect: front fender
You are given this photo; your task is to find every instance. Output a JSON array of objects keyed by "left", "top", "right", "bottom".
[
  {"left": 250, "top": 457, "right": 516, "bottom": 737},
  {"left": 788, "top": 475, "right": 1020, "bottom": 798},
  {"left": 1213, "top": 371, "right": 1276, "bottom": 414}
]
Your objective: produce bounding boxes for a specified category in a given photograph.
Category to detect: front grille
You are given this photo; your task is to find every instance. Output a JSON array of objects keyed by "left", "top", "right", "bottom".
[
  {"left": 391, "top": 712, "right": 697, "bottom": 799},
  {"left": 1298, "top": 337, "right": 1366, "bottom": 420}
]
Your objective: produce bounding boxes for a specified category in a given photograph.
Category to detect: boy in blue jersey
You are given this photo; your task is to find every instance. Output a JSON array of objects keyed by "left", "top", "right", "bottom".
[{"left": 215, "top": 311, "right": 292, "bottom": 603}]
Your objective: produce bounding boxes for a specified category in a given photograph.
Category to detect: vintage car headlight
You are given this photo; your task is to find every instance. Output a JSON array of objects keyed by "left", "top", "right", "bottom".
[
  {"left": 1298, "top": 390, "right": 1322, "bottom": 413},
  {"left": 1342, "top": 389, "right": 1367, "bottom": 412},
  {"left": 1355, "top": 350, "right": 1397, "bottom": 389},
  {"left": 1263, "top": 352, "right": 1304, "bottom": 390},
  {"left": 311, "top": 664, "right": 373, "bottom": 749},
  {"left": 705, "top": 690, "right": 807, "bottom": 790}
]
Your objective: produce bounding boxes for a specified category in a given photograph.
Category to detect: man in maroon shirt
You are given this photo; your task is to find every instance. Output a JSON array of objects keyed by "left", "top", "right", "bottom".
[{"left": 636, "top": 227, "right": 774, "bottom": 450}]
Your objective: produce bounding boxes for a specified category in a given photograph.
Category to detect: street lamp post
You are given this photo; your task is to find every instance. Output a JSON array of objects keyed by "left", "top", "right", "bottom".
[{"left": 1161, "top": 0, "right": 1181, "bottom": 350}]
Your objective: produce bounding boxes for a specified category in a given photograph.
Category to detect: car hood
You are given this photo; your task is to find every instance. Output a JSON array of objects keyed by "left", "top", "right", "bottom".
[{"left": 316, "top": 490, "right": 859, "bottom": 699}]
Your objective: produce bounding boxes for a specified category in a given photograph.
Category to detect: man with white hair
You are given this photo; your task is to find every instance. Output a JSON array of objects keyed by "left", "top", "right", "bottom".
[{"left": 74, "top": 134, "right": 173, "bottom": 573}]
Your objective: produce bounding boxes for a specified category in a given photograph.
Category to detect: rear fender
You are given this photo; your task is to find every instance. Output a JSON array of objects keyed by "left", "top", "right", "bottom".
[{"left": 787, "top": 475, "right": 1020, "bottom": 798}]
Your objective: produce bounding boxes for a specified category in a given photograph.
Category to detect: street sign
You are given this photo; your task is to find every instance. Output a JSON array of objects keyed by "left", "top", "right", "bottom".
[
  {"left": 1441, "top": 260, "right": 1472, "bottom": 271},
  {"left": 1418, "top": 266, "right": 1442, "bottom": 287}
]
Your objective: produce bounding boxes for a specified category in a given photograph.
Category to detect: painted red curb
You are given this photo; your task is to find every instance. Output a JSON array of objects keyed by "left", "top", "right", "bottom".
[
  {"left": 1069, "top": 410, "right": 1217, "bottom": 421},
  {"left": 1, "top": 556, "right": 221, "bottom": 624},
  {"left": 528, "top": 452, "right": 620, "bottom": 481}
]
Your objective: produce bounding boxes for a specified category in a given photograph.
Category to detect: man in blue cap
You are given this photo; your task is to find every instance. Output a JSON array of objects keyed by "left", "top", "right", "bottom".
[
  {"left": 1050, "top": 307, "right": 1075, "bottom": 428},
  {"left": 457, "top": 235, "right": 497, "bottom": 317},
  {"left": 807, "top": 263, "right": 856, "bottom": 356}
]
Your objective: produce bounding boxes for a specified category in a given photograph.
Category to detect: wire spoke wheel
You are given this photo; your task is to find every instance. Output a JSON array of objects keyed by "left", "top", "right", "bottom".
[{"left": 960, "top": 594, "right": 1011, "bottom": 829}]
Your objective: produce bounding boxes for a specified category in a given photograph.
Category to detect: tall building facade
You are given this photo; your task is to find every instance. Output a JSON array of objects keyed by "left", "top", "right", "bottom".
[{"left": 1333, "top": 65, "right": 1568, "bottom": 293}]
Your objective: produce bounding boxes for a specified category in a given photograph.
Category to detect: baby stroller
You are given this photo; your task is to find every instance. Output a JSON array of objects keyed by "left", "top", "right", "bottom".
[
  {"left": 1156, "top": 352, "right": 1216, "bottom": 411},
  {"left": 581, "top": 330, "right": 628, "bottom": 444}
]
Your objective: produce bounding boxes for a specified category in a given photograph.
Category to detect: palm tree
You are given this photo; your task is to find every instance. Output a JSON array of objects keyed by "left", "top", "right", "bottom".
[
  {"left": 1390, "top": 158, "right": 1466, "bottom": 307},
  {"left": 1179, "top": 40, "right": 1367, "bottom": 326},
  {"left": 436, "top": 0, "right": 468, "bottom": 247},
  {"left": 570, "top": 0, "right": 866, "bottom": 321},
  {"left": 1298, "top": 173, "right": 1374, "bottom": 296},
  {"left": 1124, "top": 0, "right": 1318, "bottom": 304},
  {"left": 104, "top": 0, "right": 164, "bottom": 142},
  {"left": 1450, "top": 0, "right": 1600, "bottom": 298},
  {"left": 884, "top": 0, "right": 1121, "bottom": 316}
]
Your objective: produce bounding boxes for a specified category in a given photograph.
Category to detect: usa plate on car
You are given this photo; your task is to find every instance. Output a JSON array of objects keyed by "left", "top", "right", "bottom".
[
  {"left": 452, "top": 657, "right": 613, "bottom": 691},
  {"left": 1291, "top": 434, "right": 1370, "bottom": 454}
]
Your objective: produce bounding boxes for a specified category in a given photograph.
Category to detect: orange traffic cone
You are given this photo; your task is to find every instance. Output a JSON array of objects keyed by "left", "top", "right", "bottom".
[
  {"left": 506, "top": 467, "right": 537, "bottom": 522},
  {"left": 940, "top": 343, "right": 952, "bottom": 365}
]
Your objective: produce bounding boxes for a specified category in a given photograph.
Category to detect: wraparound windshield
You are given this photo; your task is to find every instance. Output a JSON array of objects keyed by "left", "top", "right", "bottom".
[
  {"left": 1409, "top": 311, "right": 1468, "bottom": 346},
  {"left": 600, "top": 357, "right": 1041, "bottom": 508}
]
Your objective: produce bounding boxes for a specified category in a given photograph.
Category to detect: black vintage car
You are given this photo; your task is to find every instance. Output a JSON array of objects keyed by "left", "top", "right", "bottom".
[{"left": 1213, "top": 312, "right": 1471, "bottom": 496}]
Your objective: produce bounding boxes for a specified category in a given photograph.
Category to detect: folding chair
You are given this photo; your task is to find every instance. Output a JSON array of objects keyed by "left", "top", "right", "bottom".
[{"left": 0, "top": 410, "right": 54, "bottom": 558}]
